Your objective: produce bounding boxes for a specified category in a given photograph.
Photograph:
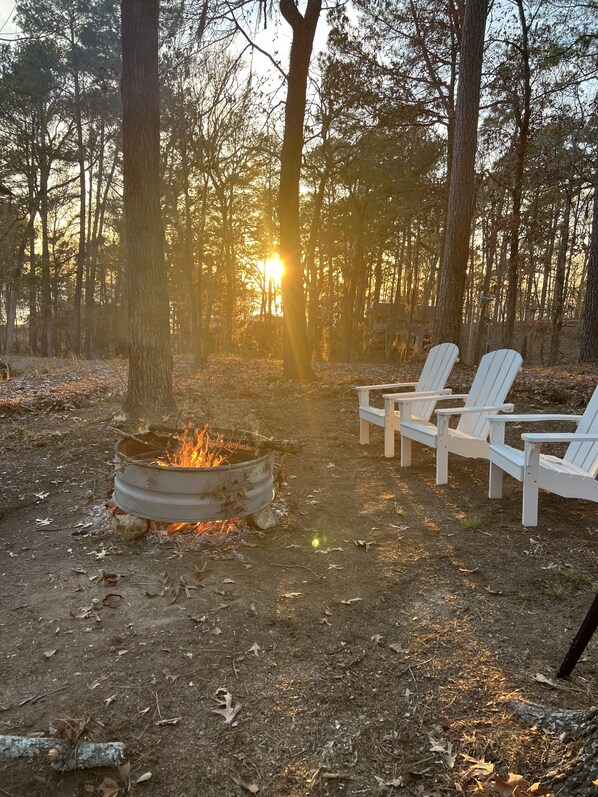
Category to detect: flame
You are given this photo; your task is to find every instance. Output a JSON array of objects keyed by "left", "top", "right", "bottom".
[
  {"left": 151, "top": 424, "right": 240, "bottom": 535},
  {"left": 164, "top": 519, "right": 239, "bottom": 535},
  {"left": 158, "top": 423, "right": 226, "bottom": 469}
]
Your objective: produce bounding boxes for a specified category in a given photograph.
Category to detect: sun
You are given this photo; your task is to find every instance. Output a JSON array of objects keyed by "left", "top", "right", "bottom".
[{"left": 264, "top": 255, "right": 284, "bottom": 287}]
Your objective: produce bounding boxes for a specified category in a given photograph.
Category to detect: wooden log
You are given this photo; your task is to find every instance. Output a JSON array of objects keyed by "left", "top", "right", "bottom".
[
  {"left": 0, "top": 735, "right": 125, "bottom": 770},
  {"left": 148, "top": 423, "right": 305, "bottom": 454}
]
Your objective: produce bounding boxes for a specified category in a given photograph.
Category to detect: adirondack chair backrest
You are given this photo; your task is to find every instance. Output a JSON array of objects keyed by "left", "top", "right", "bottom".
[
  {"left": 457, "top": 349, "right": 523, "bottom": 439},
  {"left": 564, "top": 385, "right": 598, "bottom": 476},
  {"left": 410, "top": 342, "right": 459, "bottom": 421}
]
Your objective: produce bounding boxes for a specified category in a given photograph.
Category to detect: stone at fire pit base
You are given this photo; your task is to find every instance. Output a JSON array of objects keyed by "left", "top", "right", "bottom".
[
  {"left": 247, "top": 506, "right": 277, "bottom": 530},
  {"left": 111, "top": 513, "right": 149, "bottom": 543}
]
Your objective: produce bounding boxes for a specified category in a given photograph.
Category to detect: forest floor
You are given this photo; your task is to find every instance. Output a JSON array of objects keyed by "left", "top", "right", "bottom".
[{"left": 0, "top": 354, "right": 596, "bottom": 797}]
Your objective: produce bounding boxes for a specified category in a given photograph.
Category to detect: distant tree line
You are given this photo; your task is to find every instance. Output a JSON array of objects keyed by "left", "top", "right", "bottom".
[{"left": 0, "top": 0, "right": 596, "bottom": 368}]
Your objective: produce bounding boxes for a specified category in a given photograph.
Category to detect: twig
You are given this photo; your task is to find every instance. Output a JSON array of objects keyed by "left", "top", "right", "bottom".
[
  {"left": 0, "top": 685, "right": 69, "bottom": 713},
  {"left": 267, "top": 562, "right": 320, "bottom": 580},
  {"left": 109, "top": 427, "right": 161, "bottom": 450}
]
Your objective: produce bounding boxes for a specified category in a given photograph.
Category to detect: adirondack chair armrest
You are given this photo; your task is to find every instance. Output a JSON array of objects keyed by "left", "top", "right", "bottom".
[
  {"left": 522, "top": 432, "right": 598, "bottom": 444},
  {"left": 523, "top": 432, "right": 598, "bottom": 469},
  {"left": 435, "top": 403, "right": 514, "bottom": 417},
  {"left": 355, "top": 381, "right": 418, "bottom": 391},
  {"left": 487, "top": 414, "right": 583, "bottom": 424},
  {"left": 383, "top": 390, "right": 459, "bottom": 402}
]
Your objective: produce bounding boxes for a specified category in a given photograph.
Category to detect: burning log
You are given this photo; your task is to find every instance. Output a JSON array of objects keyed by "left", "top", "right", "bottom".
[{"left": 0, "top": 735, "right": 125, "bottom": 770}]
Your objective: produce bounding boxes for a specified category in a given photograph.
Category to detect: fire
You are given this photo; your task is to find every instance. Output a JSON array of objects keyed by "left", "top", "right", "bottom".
[
  {"left": 149, "top": 424, "right": 242, "bottom": 535},
  {"left": 157, "top": 423, "right": 226, "bottom": 469},
  {"left": 164, "top": 519, "right": 239, "bottom": 535}
]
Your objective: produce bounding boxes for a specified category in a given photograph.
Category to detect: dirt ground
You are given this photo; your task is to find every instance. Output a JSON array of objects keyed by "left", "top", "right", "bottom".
[{"left": 0, "top": 355, "right": 596, "bottom": 797}]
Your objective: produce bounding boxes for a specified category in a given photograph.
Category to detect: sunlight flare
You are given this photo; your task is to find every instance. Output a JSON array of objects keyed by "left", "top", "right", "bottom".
[{"left": 264, "top": 254, "right": 284, "bottom": 286}]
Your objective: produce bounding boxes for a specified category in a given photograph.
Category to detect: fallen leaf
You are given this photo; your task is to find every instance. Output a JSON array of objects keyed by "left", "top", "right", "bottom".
[
  {"left": 328, "top": 564, "right": 343, "bottom": 570},
  {"left": 154, "top": 717, "right": 181, "bottom": 726},
  {"left": 375, "top": 775, "right": 404, "bottom": 787},
  {"left": 102, "top": 593, "right": 123, "bottom": 609},
  {"left": 43, "top": 649, "right": 57, "bottom": 658},
  {"left": 135, "top": 772, "right": 152, "bottom": 783},
  {"left": 163, "top": 668, "right": 178, "bottom": 683},
  {"left": 340, "top": 598, "right": 362, "bottom": 605},
  {"left": 247, "top": 642, "right": 261, "bottom": 657},
  {"left": 98, "top": 777, "right": 120, "bottom": 797},
  {"left": 388, "top": 642, "right": 405, "bottom": 653},
  {"left": 371, "top": 634, "right": 383, "bottom": 644},
  {"left": 212, "top": 688, "right": 242, "bottom": 724},
  {"left": 101, "top": 571, "right": 121, "bottom": 585},
  {"left": 534, "top": 673, "right": 561, "bottom": 689},
  {"left": 232, "top": 773, "right": 259, "bottom": 793},
  {"left": 223, "top": 578, "right": 236, "bottom": 584},
  {"left": 281, "top": 592, "right": 302, "bottom": 598},
  {"left": 104, "top": 694, "right": 117, "bottom": 706},
  {"left": 35, "top": 517, "right": 52, "bottom": 527}
]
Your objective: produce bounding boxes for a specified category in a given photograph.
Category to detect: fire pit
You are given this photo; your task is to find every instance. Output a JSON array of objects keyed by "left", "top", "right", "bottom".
[{"left": 113, "top": 427, "right": 274, "bottom": 523}]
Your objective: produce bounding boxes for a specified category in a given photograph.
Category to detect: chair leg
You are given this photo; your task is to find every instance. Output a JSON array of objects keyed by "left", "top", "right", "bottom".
[
  {"left": 384, "top": 418, "right": 395, "bottom": 458},
  {"left": 488, "top": 462, "right": 503, "bottom": 498},
  {"left": 400, "top": 436, "right": 411, "bottom": 467},
  {"left": 359, "top": 419, "right": 369, "bottom": 445},
  {"left": 522, "top": 473, "right": 539, "bottom": 526},
  {"left": 436, "top": 444, "right": 448, "bottom": 484}
]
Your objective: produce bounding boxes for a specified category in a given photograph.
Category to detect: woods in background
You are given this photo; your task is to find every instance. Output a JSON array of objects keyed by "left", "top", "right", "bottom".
[{"left": 0, "top": 0, "right": 596, "bottom": 370}]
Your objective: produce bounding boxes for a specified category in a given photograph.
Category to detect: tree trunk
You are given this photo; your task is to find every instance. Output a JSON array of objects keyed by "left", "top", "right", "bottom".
[
  {"left": 432, "top": 0, "right": 489, "bottom": 346},
  {"left": 121, "top": 0, "right": 175, "bottom": 418},
  {"left": 279, "top": 0, "right": 321, "bottom": 381},
  {"left": 580, "top": 174, "right": 598, "bottom": 362},
  {"left": 71, "top": 65, "right": 86, "bottom": 356},
  {"left": 501, "top": 0, "right": 532, "bottom": 349}
]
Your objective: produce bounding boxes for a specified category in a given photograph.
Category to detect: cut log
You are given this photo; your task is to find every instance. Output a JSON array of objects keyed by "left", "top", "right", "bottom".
[{"left": 0, "top": 735, "right": 125, "bottom": 770}]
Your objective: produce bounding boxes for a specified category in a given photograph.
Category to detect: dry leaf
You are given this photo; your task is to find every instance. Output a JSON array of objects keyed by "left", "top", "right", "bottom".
[
  {"left": 43, "top": 649, "right": 57, "bottom": 658},
  {"left": 371, "top": 634, "right": 383, "bottom": 644},
  {"left": 98, "top": 777, "right": 120, "bottom": 797},
  {"left": 281, "top": 592, "right": 302, "bottom": 598},
  {"left": 388, "top": 642, "right": 405, "bottom": 653},
  {"left": 212, "top": 688, "right": 242, "bottom": 724},
  {"left": 102, "top": 593, "right": 123, "bottom": 609},
  {"left": 247, "top": 642, "right": 261, "bottom": 657},
  {"left": 534, "top": 673, "right": 560, "bottom": 689},
  {"left": 163, "top": 668, "right": 178, "bottom": 683},
  {"left": 340, "top": 598, "right": 362, "bottom": 605},
  {"left": 232, "top": 773, "right": 259, "bottom": 793},
  {"left": 223, "top": 578, "right": 236, "bottom": 584},
  {"left": 154, "top": 717, "right": 181, "bottom": 726},
  {"left": 136, "top": 772, "right": 152, "bottom": 783}
]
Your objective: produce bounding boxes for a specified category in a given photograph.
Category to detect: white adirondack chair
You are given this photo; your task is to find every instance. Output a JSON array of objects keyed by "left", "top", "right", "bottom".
[
  {"left": 356, "top": 342, "right": 459, "bottom": 458},
  {"left": 389, "top": 349, "right": 523, "bottom": 484},
  {"left": 487, "top": 385, "right": 598, "bottom": 526}
]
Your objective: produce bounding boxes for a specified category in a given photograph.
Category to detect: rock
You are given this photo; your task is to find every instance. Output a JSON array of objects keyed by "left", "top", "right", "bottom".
[
  {"left": 110, "top": 513, "right": 149, "bottom": 543},
  {"left": 247, "top": 505, "right": 277, "bottom": 530}
]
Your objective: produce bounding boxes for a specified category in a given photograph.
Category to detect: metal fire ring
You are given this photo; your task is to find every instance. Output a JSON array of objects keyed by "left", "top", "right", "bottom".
[{"left": 113, "top": 431, "right": 274, "bottom": 523}]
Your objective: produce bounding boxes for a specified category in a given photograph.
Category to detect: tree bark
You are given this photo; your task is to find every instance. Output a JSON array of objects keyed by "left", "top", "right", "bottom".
[
  {"left": 580, "top": 174, "right": 598, "bottom": 362},
  {"left": 432, "top": 0, "right": 489, "bottom": 346},
  {"left": 121, "top": 0, "right": 175, "bottom": 418},
  {"left": 501, "top": 0, "right": 532, "bottom": 349},
  {"left": 279, "top": 0, "right": 321, "bottom": 381}
]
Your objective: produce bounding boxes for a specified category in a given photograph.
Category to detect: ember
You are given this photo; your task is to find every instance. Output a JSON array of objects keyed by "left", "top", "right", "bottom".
[{"left": 163, "top": 519, "right": 239, "bottom": 535}]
